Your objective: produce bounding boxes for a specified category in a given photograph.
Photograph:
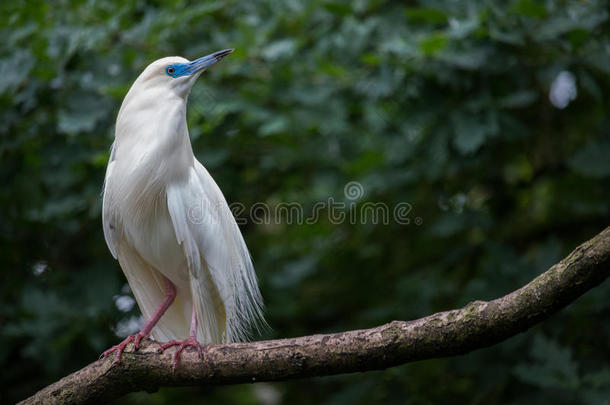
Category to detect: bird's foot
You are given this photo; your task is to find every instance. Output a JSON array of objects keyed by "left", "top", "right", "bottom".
[
  {"left": 158, "top": 336, "right": 202, "bottom": 371},
  {"left": 100, "top": 332, "right": 148, "bottom": 364}
]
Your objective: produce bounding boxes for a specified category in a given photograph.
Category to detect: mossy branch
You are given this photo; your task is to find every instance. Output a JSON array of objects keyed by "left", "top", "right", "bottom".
[{"left": 21, "top": 227, "right": 610, "bottom": 405}]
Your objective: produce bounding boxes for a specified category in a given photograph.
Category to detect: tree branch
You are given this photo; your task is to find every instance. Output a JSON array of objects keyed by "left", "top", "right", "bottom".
[{"left": 21, "top": 227, "right": 610, "bottom": 405}]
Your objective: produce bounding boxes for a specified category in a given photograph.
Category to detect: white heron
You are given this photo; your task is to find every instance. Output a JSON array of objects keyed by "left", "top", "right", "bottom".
[{"left": 100, "top": 49, "right": 265, "bottom": 369}]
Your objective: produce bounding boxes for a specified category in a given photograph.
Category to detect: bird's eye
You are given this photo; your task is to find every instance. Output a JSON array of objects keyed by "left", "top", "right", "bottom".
[{"left": 166, "top": 66, "right": 176, "bottom": 76}]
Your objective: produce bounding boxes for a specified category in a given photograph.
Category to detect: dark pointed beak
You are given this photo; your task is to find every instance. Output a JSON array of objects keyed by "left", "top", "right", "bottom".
[{"left": 185, "top": 48, "right": 234, "bottom": 76}]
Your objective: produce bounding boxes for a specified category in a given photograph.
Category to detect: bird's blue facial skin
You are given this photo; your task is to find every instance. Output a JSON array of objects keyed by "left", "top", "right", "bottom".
[
  {"left": 165, "top": 61, "right": 214, "bottom": 78},
  {"left": 165, "top": 64, "right": 191, "bottom": 78},
  {"left": 164, "top": 50, "right": 231, "bottom": 79}
]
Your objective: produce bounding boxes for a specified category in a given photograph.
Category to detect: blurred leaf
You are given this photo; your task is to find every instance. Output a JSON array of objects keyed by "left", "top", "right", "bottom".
[
  {"left": 569, "top": 140, "right": 610, "bottom": 178},
  {"left": 514, "top": 334, "right": 579, "bottom": 389},
  {"left": 0, "top": 50, "right": 36, "bottom": 94},
  {"left": 419, "top": 33, "right": 448, "bottom": 55},
  {"left": 510, "top": 0, "right": 547, "bottom": 19},
  {"left": 452, "top": 114, "right": 489, "bottom": 154},
  {"left": 405, "top": 8, "right": 448, "bottom": 25},
  {"left": 498, "top": 90, "right": 538, "bottom": 109},
  {"left": 262, "top": 39, "right": 298, "bottom": 61},
  {"left": 324, "top": 2, "right": 352, "bottom": 17}
]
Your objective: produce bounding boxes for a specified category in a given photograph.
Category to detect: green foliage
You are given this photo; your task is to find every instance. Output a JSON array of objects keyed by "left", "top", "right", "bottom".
[{"left": 1, "top": 0, "right": 609, "bottom": 403}]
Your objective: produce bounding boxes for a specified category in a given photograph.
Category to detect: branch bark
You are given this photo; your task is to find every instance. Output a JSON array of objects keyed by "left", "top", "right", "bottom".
[{"left": 21, "top": 227, "right": 610, "bottom": 405}]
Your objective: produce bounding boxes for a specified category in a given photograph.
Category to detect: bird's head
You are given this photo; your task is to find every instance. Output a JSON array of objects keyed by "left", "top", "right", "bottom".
[{"left": 133, "top": 49, "right": 233, "bottom": 99}]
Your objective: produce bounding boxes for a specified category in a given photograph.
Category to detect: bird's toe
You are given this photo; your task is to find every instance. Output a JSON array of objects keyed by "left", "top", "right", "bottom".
[{"left": 158, "top": 336, "right": 202, "bottom": 371}]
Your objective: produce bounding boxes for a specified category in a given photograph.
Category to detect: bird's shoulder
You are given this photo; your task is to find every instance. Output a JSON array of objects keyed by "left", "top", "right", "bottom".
[{"left": 180, "top": 160, "right": 227, "bottom": 203}]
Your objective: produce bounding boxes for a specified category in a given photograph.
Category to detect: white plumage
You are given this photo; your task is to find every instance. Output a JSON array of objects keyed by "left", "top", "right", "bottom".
[{"left": 101, "top": 50, "right": 264, "bottom": 362}]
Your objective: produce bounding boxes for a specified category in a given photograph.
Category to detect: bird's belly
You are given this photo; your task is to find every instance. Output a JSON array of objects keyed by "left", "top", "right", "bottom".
[{"left": 122, "top": 200, "right": 189, "bottom": 290}]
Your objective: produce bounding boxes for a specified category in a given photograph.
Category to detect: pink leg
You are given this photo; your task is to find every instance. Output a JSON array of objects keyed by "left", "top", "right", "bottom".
[
  {"left": 101, "top": 276, "right": 177, "bottom": 363},
  {"left": 158, "top": 304, "right": 202, "bottom": 371}
]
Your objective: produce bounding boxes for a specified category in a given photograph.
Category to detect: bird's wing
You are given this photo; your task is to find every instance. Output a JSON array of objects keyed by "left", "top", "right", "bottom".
[
  {"left": 102, "top": 143, "right": 118, "bottom": 259},
  {"left": 166, "top": 161, "right": 265, "bottom": 343},
  {"left": 102, "top": 142, "right": 191, "bottom": 341}
]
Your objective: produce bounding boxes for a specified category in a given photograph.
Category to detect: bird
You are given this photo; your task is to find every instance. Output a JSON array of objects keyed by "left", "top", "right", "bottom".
[{"left": 100, "top": 49, "right": 265, "bottom": 369}]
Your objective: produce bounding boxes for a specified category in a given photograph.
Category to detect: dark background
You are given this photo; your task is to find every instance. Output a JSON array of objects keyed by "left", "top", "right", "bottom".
[{"left": 1, "top": 0, "right": 609, "bottom": 403}]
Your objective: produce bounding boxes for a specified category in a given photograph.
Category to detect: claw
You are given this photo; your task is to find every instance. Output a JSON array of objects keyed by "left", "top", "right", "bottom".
[
  {"left": 158, "top": 336, "right": 202, "bottom": 371},
  {"left": 134, "top": 333, "right": 143, "bottom": 350},
  {"left": 100, "top": 332, "right": 147, "bottom": 364}
]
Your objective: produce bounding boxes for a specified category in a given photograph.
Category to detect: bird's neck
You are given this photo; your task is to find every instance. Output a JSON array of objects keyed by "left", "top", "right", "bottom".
[{"left": 114, "top": 93, "right": 195, "bottom": 185}]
